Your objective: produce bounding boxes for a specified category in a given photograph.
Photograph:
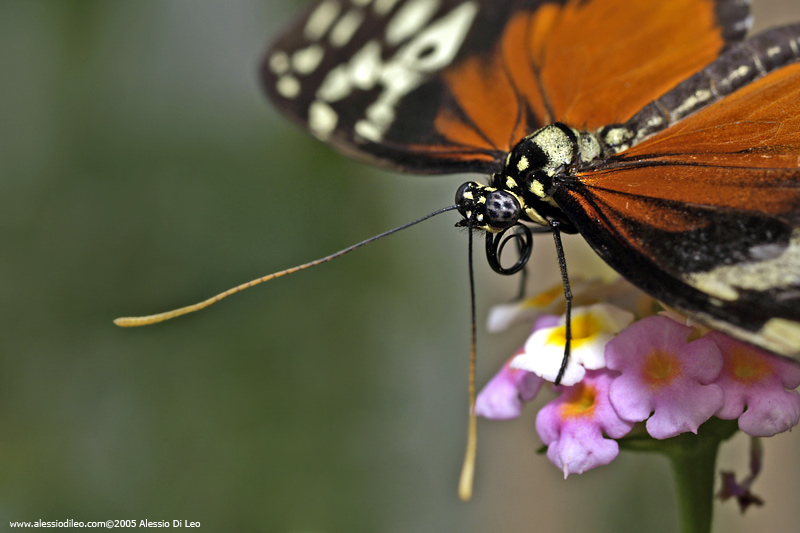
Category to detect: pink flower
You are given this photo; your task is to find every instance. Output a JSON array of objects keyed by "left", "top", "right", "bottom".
[
  {"left": 475, "top": 315, "right": 557, "bottom": 419},
  {"left": 708, "top": 332, "right": 800, "bottom": 437},
  {"left": 475, "top": 349, "right": 545, "bottom": 420},
  {"left": 606, "top": 316, "right": 724, "bottom": 439},
  {"left": 535, "top": 370, "right": 634, "bottom": 477},
  {"left": 511, "top": 304, "right": 634, "bottom": 386}
]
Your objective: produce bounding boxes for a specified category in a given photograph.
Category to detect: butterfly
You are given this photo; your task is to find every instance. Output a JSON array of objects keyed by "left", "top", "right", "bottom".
[{"left": 260, "top": 0, "right": 800, "bottom": 365}]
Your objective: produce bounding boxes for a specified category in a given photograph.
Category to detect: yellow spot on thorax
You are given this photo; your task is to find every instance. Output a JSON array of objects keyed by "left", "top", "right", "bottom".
[{"left": 530, "top": 180, "right": 545, "bottom": 198}]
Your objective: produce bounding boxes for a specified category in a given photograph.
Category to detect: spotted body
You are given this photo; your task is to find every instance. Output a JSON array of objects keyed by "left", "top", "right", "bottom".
[{"left": 262, "top": 0, "right": 800, "bottom": 359}]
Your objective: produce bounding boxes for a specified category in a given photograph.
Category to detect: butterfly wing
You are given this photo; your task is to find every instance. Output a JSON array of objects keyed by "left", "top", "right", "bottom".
[
  {"left": 261, "top": 0, "right": 749, "bottom": 174},
  {"left": 560, "top": 27, "right": 800, "bottom": 356}
]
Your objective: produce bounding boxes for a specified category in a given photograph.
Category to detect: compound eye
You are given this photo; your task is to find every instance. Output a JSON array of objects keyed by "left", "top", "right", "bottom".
[
  {"left": 485, "top": 190, "right": 521, "bottom": 230},
  {"left": 455, "top": 182, "right": 473, "bottom": 205},
  {"left": 455, "top": 181, "right": 478, "bottom": 217}
]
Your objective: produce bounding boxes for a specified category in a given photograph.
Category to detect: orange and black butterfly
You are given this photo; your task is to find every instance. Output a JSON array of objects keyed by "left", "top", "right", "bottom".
[{"left": 261, "top": 0, "right": 800, "bottom": 362}]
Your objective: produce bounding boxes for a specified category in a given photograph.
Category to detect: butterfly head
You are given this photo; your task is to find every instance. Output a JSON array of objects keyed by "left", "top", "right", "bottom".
[
  {"left": 456, "top": 123, "right": 600, "bottom": 232},
  {"left": 455, "top": 181, "right": 522, "bottom": 232}
]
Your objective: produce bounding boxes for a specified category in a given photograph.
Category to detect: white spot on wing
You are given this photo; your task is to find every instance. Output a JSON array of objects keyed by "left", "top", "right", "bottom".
[
  {"left": 685, "top": 229, "right": 800, "bottom": 300},
  {"left": 385, "top": 0, "right": 440, "bottom": 46},
  {"left": 392, "top": 2, "right": 478, "bottom": 72},
  {"left": 762, "top": 318, "right": 800, "bottom": 355},
  {"left": 292, "top": 45, "right": 324, "bottom": 74},
  {"left": 349, "top": 41, "right": 382, "bottom": 88},
  {"left": 317, "top": 65, "right": 351, "bottom": 101},
  {"left": 276, "top": 76, "right": 301, "bottom": 99},
  {"left": 365, "top": 100, "right": 396, "bottom": 130},
  {"left": 305, "top": 0, "right": 341, "bottom": 41},
  {"left": 313, "top": 1, "right": 478, "bottom": 142},
  {"left": 269, "top": 51, "right": 290, "bottom": 75},
  {"left": 330, "top": 9, "right": 366, "bottom": 47},
  {"left": 309, "top": 101, "right": 339, "bottom": 138},
  {"left": 374, "top": 0, "right": 402, "bottom": 16},
  {"left": 355, "top": 119, "right": 382, "bottom": 142}
]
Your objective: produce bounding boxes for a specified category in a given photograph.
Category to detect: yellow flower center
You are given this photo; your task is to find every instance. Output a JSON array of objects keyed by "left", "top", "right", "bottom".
[
  {"left": 546, "top": 314, "right": 601, "bottom": 349},
  {"left": 559, "top": 383, "right": 597, "bottom": 419},
  {"left": 643, "top": 349, "right": 681, "bottom": 386},
  {"left": 724, "top": 347, "right": 771, "bottom": 382}
]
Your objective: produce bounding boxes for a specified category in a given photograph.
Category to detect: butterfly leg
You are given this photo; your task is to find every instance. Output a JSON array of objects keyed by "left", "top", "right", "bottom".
[{"left": 550, "top": 220, "right": 573, "bottom": 386}]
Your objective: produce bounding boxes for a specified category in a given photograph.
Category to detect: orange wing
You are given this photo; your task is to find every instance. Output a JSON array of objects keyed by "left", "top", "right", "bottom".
[
  {"left": 264, "top": 0, "right": 748, "bottom": 174},
  {"left": 574, "top": 63, "right": 800, "bottom": 236},
  {"left": 435, "top": 0, "right": 744, "bottom": 155},
  {"left": 557, "top": 63, "right": 800, "bottom": 356}
]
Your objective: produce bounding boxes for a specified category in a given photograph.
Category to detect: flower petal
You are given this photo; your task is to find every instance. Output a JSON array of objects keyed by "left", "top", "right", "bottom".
[
  {"left": 535, "top": 370, "right": 633, "bottom": 476},
  {"left": 606, "top": 316, "right": 723, "bottom": 439},
  {"left": 512, "top": 304, "right": 633, "bottom": 385},
  {"left": 709, "top": 332, "right": 800, "bottom": 437},
  {"left": 475, "top": 356, "right": 544, "bottom": 420}
]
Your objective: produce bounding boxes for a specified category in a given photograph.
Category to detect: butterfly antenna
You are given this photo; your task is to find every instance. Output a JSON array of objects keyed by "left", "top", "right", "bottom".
[
  {"left": 114, "top": 205, "right": 459, "bottom": 327},
  {"left": 458, "top": 215, "right": 478, "bottom": 501},
  {"left": 551, "top": 221, "right": 573, "bottom": 386}
]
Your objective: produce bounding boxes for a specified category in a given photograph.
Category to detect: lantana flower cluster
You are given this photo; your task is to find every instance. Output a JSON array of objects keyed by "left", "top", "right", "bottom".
[{"left": 477, "top": 279, "right": 800, "bottom": 478}]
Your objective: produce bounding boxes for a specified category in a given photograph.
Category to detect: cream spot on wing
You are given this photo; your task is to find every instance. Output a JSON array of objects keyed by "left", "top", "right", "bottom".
[
  {"left": 762, "top": 319, "right": 800, "bottom": 355},
  {"left": 517, "top": 156, "right": 529, "bottom": 172},
  {"left": 276, "top": 76, "right": 301, "bottom": 98},
  {"left": 355, "top": 120, "right": 382, "bottom": 142},
  {"left": 685, "top": 229, "right": 800, "bottom": 300},
  {"left": 314, "top": 1, "right": 477, "bottom": 142},
  {"left": 305, "top": 0, "right": 341, "bottom": 41},
  {"left": 292, "top": 45, "right": 324, "bottom": 74},
  {"left": 348, "top": 41, "right": 382, "bottom": 88},
  {"left": 309, "top": 101, "right": 338, "bottom": 138},
  {"left": 330, "top": 9, "right": 365, "bottom": 47},
  {"left": 385, "top": 0, "right": 440, "bottom": 45},
  {"left": 374, "top": 0, "right": 401, "bottom": 15},
  {"left": 269, "top": 51, "right": 290, "bottom": 75},
  {"left": 316, "top": 65, "right": 350, "bottom": 101}
]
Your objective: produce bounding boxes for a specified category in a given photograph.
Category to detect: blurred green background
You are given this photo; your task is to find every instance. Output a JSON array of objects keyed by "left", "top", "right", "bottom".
[{"left": 1, "top": 1, "right": 799, "bottom": 531}]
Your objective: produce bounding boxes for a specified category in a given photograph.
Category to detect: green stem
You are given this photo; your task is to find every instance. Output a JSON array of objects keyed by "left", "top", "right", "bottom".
[
  {"left": 667, "top": 436, "right": 719, "bottom": 533},
  {"left": 619, "top": 418, "right": 739, "bottom": 533}
]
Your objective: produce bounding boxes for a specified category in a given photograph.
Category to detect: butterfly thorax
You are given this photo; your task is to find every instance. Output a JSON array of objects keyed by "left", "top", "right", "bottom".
[{"left": 455, "top": 123, "right": 604, "bottom": 233}]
